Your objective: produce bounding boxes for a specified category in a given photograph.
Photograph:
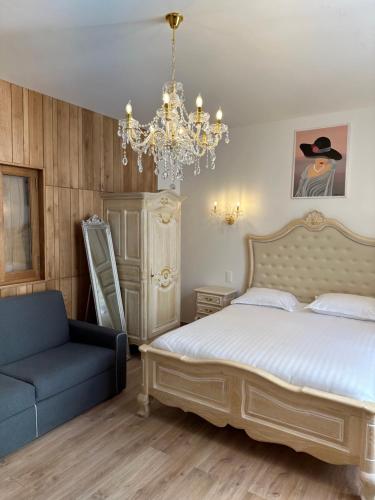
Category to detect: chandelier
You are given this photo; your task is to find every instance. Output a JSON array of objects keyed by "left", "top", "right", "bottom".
[{"left": 118, "top": 12, "right": 229, "bottom": 185}]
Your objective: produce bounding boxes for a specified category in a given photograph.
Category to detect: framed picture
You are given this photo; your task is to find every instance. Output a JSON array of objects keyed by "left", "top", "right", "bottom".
[{"left": 292, "top": 124, "right": 349, "bottom": 198}]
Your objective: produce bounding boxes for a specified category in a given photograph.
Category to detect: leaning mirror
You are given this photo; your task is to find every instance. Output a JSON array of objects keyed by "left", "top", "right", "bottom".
[{"left": 81, "top": 215, "right": 127, "bottom": 346}]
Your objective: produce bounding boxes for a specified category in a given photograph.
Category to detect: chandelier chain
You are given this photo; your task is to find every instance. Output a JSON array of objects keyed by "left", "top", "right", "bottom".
[{"left": 171, "top": 28, "right": 176, "bottom": 82}]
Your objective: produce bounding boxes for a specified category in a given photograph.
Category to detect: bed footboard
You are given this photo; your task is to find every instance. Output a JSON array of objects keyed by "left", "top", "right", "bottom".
[
  {"left": 138, "top": 344, "right": 375, "bottom": 499},
  {"left": 360, "top": 414, "right": 375, "bottom": 500}
]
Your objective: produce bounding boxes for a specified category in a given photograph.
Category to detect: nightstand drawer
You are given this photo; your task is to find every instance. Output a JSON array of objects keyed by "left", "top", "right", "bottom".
[
  {"left": 194, "top": 286, "right": 237, "bottom": 322},
  {"left": 197, "top": 304, "right": 221, "bottom": 315},
  {"left": 197, "top": 293, "right": 222, "bottom": 306}
]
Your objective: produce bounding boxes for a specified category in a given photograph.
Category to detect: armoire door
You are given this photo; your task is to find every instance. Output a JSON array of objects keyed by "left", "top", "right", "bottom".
[
  {"left": 148, "top": 202, "right": 181, "bottom": 337},
  {"left": 106, "top": 203, "right": 143, "bottom": 344}
]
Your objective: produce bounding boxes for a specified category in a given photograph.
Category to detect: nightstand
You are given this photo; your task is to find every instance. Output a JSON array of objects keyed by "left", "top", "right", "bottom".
[{"left": 194, "top": 286, "right": 237, "bottom": 320}]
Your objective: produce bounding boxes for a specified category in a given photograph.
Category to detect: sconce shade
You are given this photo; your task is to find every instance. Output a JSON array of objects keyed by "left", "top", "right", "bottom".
[{"left": 211, "top": 201, "right": 242, "bottom": 225}]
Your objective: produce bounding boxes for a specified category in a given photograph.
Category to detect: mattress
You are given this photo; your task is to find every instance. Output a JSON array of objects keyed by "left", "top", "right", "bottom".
[{"left": 152, "top": 304, "right": 375, "bottom": 402}]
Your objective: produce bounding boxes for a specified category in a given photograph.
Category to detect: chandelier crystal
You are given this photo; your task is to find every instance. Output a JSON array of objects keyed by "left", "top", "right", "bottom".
[{"left": 118, "top": 12, "right": 229, "bottom": 186}]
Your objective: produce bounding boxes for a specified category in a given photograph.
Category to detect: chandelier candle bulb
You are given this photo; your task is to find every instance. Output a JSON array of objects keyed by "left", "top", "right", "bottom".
[
  {"left": 196, "top": 94, "right": 203, "bottom": 110},
  {"left": 125, "top": 102, "right": 132, "bottom": 115},
  {"left": 118, "top": 12, "right": 229, "bottom": 185},
  {"left": 162, "top": 92, "right": 170, "bottom": 105},
  {"left": 213, "top": 201, "right": 217, "bottom": 213}
]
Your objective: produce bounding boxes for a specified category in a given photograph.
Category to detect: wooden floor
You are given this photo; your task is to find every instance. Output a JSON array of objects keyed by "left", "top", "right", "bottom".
[{"left": 0, "top": 356, "right": 360, "bottom": 500}]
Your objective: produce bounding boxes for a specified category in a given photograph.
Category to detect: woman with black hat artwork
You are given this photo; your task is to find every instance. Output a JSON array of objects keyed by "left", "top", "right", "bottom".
[{"left": 295, "top": 136, "right": 343, "bottom": 197}]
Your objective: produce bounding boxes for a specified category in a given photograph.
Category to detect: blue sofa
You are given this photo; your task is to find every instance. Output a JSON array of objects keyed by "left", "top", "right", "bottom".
[{"left": 0, "top": 290, "right": 127, "bottom": 458}]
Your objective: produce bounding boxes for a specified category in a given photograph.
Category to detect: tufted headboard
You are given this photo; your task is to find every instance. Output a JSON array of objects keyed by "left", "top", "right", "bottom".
[{"left": 248, "top": 211, "right": 375, "bottom": 303}]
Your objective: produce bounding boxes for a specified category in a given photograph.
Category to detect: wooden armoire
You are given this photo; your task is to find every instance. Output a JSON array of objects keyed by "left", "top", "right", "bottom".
[{"left": 102, "top": 191, "right": 185, "bottom": 345}]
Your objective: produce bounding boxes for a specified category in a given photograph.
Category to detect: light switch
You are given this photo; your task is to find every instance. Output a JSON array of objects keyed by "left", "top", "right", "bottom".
[{"left": 225, "top": 270, "right": 233, "bottom": 283}]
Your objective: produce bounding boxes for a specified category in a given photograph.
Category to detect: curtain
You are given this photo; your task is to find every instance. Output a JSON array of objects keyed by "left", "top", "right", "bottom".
[{"left": 3, "top": 175, "right": 32, "bottom": 272}]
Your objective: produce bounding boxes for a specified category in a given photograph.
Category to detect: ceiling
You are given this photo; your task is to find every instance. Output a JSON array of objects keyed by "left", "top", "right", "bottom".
[{"left": 0, "top": 0, "right": 374, "bottom": 127}]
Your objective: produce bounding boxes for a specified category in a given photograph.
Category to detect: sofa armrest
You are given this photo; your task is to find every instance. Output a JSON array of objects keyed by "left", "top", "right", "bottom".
[{"left": 69, "top": 320, "right": 127, "bottom": 393}]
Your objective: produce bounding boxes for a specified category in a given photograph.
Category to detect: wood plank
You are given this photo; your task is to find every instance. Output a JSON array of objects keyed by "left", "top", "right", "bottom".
[
  {"left": 113, "top": 118, "right": 124, "bottom": 192},
  {"left": 58, "top": 187, "right": 72, "bottom": 278},
  {"left": 78, "top": 189, "right": 86, "bottom": 276},
  {"left": 137, "top": 155, "right": 148, "bottom": 192},
  {"left": 138, "top": 152, "right": 157, "bottom": 192},
  {"left": 78, "top": 189, "right": 93, "bottom": 275},
  {"left": 59, "top": 277, "right": 72, "bottom": 317},
  {"left": 0, "top": 477, "right": 26, "bottom": 500},
  {"left": 32, "top": 281, "right": 47, "bottom": 293},
  {"left": 22, "top": 88, "right": 29, "bottom": 164},
  {"left": 93, "top": 190, "right": 102, "bottom": 218},
  {"left": 53, "top": 187, "right": 60, "bottom": 280},
  {"left": 162, "top": 467, "right": 214, "bottom": 500},
  {"left": 69, "top": 104, "right": 79, "bottom": 189},
  {"left": 66, "top": 445, "right": 169, "bottom": 500},
  {"left": 78, "top": 107, "right": 84, "bottom": 190},
  {"left": 122, "top": 144, "right": 132, "bottom": 192},
  {"left": 56, "top": 100, "right": 70, "bottom": 187},
  {"left": 80, "top": 189, "right": 94, "bottom": 220},
  {"left": 139, "top": 155, "right": 148, "bottom": 192},
  {"left": 93, "top": 112, "right": 103, "bottom": 192},
  {"left": 0, "top": 80, "right": 12, "bottom": 162},
  {"left": 52, "top": 98, "right": 58, "bottom": 185},
  {"left": 71, "top": 276, "right": 79, "bottom": 320},
  {"left": 102, "top": 116, "right": 114, "bottom": 192},
  {"left": 81, "top": 109, "right": 94, "bottom": 190},
  {"left": 43, "top": 95, "right": 54, "bottom": 185},
  {"left": 144, "top": 154, "right": 157, "bottom": 192},
  {"left": 16, "top": 284, "right": 28, "bottom": 296},
  {"left": 71, "top": 274, "right": 90, "bottom": 320},
  {"left": 46, "top": 279, "right": 59, "bottom": 291},
  {"left": 70, "top": 188, "right": 80, "bottom": 277},
  {"left": 11, "top": 84, "right": 24, "bottom": 164},
  {"left": 130, "top": 149, "right": 139, "bottom": 192},
  {"left": 0, "top": 286, "right": 18, "bottom": 298},
  {"left": 44, "top": 185, "right": 55, "bottom": 280},
  {"left": 28, "top": 90, "right": 43, "bottom": 167}
]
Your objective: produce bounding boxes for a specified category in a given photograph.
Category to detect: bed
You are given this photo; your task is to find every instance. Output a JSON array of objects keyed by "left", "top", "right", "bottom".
[{"left": 138, "top": 210, "right": 375, "bottom": 499}]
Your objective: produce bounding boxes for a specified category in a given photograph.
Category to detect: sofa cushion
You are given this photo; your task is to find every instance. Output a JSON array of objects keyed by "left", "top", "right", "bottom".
[
  {"left": 0, "top": 373, "right": 35, "bottom": 422},
  {"left": 0, "top": 342, "right": 115, "bottom": 402},
  {"left": 0, "top": 291, "right": 69, "bottom": 365}
]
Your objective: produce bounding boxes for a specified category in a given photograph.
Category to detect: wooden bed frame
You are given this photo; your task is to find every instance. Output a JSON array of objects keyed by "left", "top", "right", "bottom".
[{"left": 138, "top": 211, "right": 375, "bottom": 500}]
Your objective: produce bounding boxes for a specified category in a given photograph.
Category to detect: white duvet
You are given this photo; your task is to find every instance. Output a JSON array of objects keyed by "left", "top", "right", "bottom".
[{"left": 152, "top": 304, "right": 375, "bottom": 402}]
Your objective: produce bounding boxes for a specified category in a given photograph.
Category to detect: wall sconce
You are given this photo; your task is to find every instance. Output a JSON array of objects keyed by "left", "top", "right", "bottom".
[{"left": 211, "top": 201, "right": 243, "bottom": 225}]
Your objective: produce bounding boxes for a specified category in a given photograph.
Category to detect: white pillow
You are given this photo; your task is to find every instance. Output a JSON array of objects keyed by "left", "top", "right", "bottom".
[
  {"left": 306, "top": 293, "right": 375, "bottom": 321},
  {"left": 231, "top": 287, "right": 301, "bottom": 312}
]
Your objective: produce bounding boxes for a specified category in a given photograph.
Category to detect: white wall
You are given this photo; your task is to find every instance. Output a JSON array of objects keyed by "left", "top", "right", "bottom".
[
  {"left": 180, "top": 106, "right": 375, "bottom": 322},
  {"left": 157, "top": 174, "right": 180, "bottom": 194}
]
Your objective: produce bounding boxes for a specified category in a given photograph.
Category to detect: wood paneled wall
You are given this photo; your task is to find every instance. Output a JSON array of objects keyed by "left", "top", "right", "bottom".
[{"left": 0, "top": 79, "right": 156, "bottom": 318}]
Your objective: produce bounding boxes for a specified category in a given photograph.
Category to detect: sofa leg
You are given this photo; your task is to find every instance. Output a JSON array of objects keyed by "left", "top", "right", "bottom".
[{"left": 137, "top": 393, "right": 151, "bottom": 418}]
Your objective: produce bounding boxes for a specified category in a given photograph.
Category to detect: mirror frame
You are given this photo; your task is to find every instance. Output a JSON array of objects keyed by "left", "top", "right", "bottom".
[{"left": 81, "top": 214, "right": 126, "bottom": 334}]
